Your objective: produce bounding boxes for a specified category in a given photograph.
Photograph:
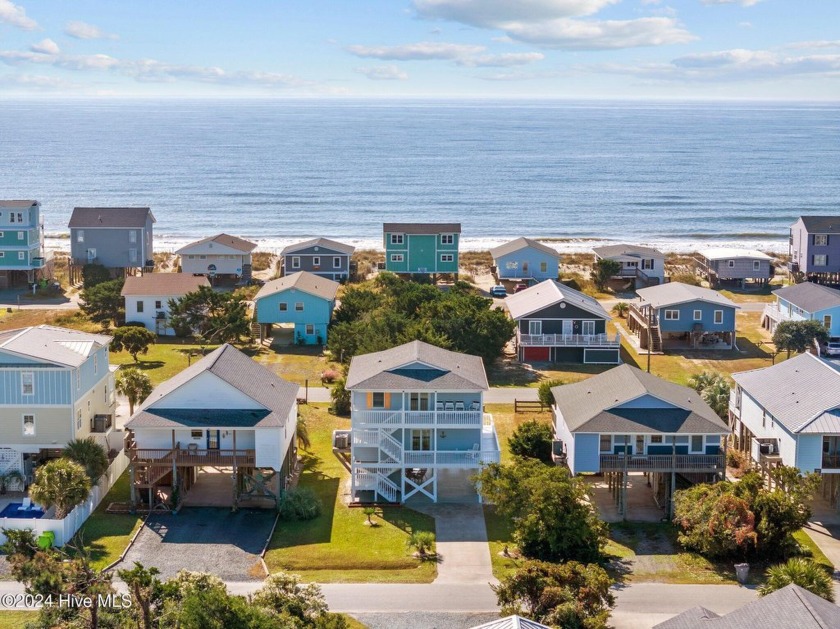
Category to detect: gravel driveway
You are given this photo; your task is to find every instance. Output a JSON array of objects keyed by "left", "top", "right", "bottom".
[{"left": 117, "top": 507, "right": 276, "bottom": 581}]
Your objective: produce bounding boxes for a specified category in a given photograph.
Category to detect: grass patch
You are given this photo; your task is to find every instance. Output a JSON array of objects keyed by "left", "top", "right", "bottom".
[
  {"left": 793, "top": 529, "right": 835, "bottom": 573},
  {"left": 0, "top": 611, "right": 38, "bottom": 628},
  {"left": 0, "top": 308, "right": 98, "bottom": 332},
  {"left": 110, "top": 339, "right": 223, "bottom": 386},
  {"left": 483, "top": 505, "right": 521, "bottom": 580},
  {"left": 485, "top": 403, "right": 552, "bottom": 463},
  {"left": 264, "top": 404, "right": 436, "bottom": 583},
  {"left": 718, "top": 288, "right": 778, "bottom": 303},
  {"left": 250, "top": 344, "right": 341, "bottom": 387}
]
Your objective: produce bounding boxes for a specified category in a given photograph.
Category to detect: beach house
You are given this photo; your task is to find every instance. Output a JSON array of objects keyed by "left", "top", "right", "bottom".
[
  {"left": 504, "top": 279, "right": 620, "bottom": 364},
  {"left": 627, "top": 282, "right": 739, "bottom": 351},
  {"left": 761, "top": 281, "right": 840, "bottom": 337},
  {"left": 789, "top": 215, "right": 840, "bottom": 285},
  {"left": 345, "top": 341, "right": 500, "bottom": 503},
  {"left": 592, "top": 244, "right": 665, "bottom": 288},
  {"left": 730, "top": 353, "right": 840, "bottom": 505},
  {"left": 280, "top": 237, "right": 355, "bottom": 282},
  {"left": 0, "top": 200, "right": 46, "bottom": 289},
  {"left": 489, "top": 237, "right": 560, "bottom": 284},
  {"left": 552, "top": 365, "right": 728, "bottom": 517},
  {"left": 0, "top": 326, "right": 117, "bottom": 485},
  {"left": 121, "top": 274, "right": 210, "bottom": 336},
  {"left": 124, "top": 344, "right": 299, "bottom": 509},
  {"left": 69, "top": 207, "right": 155, "bottom": 272},
  {"left": 383, "top": 223, "right": 460, "bottom": 279},
  {"left": 695, "top": 248, "right": 774, "bottom": 288},
  {"left": 253, "top": 271, "right": 339, "bottom": 345},
  {"left": 176, "top": 233, "right": 257, "bottom": 281}
]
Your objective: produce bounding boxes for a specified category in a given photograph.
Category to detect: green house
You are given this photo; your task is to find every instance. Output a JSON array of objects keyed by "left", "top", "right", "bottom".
[{"left": 383, "top": 223, "right": 461, "bottom": 278}]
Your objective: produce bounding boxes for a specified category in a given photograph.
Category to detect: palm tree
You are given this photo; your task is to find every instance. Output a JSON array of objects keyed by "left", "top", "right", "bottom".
[
  {"left": 701, "top": 377, "right": 731, "bottom": 419},
  {"left": 759, "top": 558, "right": 834, "bottom": 602},
  {"left": 687, "top": 371, "right": 716, "bottom": 394},
  {"left": 406, "top": 531, "right": 436, "bottom": 557},
  {"left": 612, "top": 302, "right": 629, "bottom": 318},
  {"left": 29, "top": 459, "right": 91, "bottom": 519},
  {"left": 296, "top": 413, "right": 311, "bottom": 450},
  {"left": 116, "top": 367, "right": 154, "bottom": 415},
  {"left": 63, "top": 438, "right": 109, "bottom": 483}
]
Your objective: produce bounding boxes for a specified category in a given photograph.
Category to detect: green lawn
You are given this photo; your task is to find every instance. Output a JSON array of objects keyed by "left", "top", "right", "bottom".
[
  {"left": 0, "top": 610, "right": 38, "bottom": 628},
  {"left": 264, "top": 404, "right": 437, "bottom": 583},
  {"left": 74, "top": 470, "right": 143, "bottom": 571},
  {"left": 792, "top": 529, "right": 835, "bottom": 573},
  {"left": 483, "top": 505, "right": 522, "bottom": 580}
]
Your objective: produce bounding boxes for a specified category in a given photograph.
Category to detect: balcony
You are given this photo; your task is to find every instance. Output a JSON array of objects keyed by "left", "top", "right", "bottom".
[
  {"left": 353, "top": 409, "right": 483, "bottom": 427},
  {"left": 128, "top": 444, "right": 256, "bottom": 469},
  {"left": 519, "top": 332, "right": 620, "bottom": 347},
  {"left": 600, "top": 453, "right": 725, "bottom": 473},
  {"left": 762, "top": 303, "right": 796, "bottom": 326}
]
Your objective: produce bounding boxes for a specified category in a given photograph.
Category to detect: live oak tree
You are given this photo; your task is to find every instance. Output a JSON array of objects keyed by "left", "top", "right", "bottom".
[
  {"left": 592, "top": 258, "right": 621, "bottom": 291},
  {"left": 508, "top": 420, "right": 554, "bottom": 464},
  {"left": 168, "top": 286, "right": 250, "bottom": 344},
  {"left": 772, "top": 319, "right": 830, "bottom": 358},
  {"left": 80, "top": 278, "right": 124, "bottom": 326},
  {"left": 111, "top": 325, "right": 157, "bottom": 362}
]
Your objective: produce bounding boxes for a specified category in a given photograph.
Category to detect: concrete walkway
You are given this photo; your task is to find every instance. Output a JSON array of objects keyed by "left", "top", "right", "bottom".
[{"left": 804, "top": 500, "right": 840, "bottom": 580}]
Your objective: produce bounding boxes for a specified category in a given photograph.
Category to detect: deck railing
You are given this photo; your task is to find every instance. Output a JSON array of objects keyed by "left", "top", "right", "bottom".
[
  {"left": 628, "top": 303, "right": 658, "bottom": 327},
  {"left": 600, "top": 453, "right": 725, "bottom": 472},
  {"left": 403, "top": 449, "right": 500, "bottom": 467},
  {"left": 352, "top": 409, "right": 483, "bottom": 427},
  {"left": 518, "top": 333, "right": 620, "bottom": 347},
  {"left": 129, "top": 446, "right": 256, "bottom": 467}
]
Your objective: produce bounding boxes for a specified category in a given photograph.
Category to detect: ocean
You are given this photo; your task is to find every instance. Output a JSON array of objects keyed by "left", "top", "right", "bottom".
[{"left": 2, "top": 99, "right": 839, "bottom": 254}]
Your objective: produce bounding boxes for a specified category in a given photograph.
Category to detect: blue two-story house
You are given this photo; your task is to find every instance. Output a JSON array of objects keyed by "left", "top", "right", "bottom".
[
  {"left": 69, "top": 207, "right": 155, "bottom": 271},
  {"left": 0, "top": 200, "right": 45, "bottom": 289},
  {"left": 0, "top": 325, "right": 117, "bottom": 485},
  {"left": 253, "top": 271, "right": 339, "bottom": 345},
  {"left": 628, "top": 282, "right": 740, "bottom": 351},
  {"left": 789, "top": 215, "right": 840, "bottom": 285},
  {"left": 383, "top": 223, "right": 460, "bottom": 279},
  {"left": 761, "top": 281, "right": 840, "bottom": 338},
  {"left": 280, "top": 237, "right": 355, "bottom": 282},
  {"left": 489, "top": 237, "right": 560, "bottom": 284}
]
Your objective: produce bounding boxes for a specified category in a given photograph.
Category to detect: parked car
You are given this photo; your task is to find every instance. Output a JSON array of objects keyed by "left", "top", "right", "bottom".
[
  {"left": 490, "top": 285, "right": 507, "bottom": 298},
  {"left": 514, "top": 283, "right": 529, "bottom": 293},
  {"left": 826, "top": 341, "right": 840, "bottom": 357}
]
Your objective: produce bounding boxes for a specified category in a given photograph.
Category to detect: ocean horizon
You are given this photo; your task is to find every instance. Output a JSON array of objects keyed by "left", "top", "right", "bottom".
[{"left": 2, "top": 99, "right": 839, "bottom": 254}]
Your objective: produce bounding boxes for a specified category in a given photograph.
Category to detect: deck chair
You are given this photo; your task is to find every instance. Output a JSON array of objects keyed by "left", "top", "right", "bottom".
[
  {"left": 455, "top": 401, "right": 465, "bottom": 411},
  {"left": 20, "top": 497, "right": 32, "bottom": 511},
  {"left": 444, "top": 401, "right": 455, "bottom": 411},
  {"left": 435, "top": 401, "right": 444, "bottom": 411},
  {"left": 469, "top": 401, "right": 480, "bottom": 411}
]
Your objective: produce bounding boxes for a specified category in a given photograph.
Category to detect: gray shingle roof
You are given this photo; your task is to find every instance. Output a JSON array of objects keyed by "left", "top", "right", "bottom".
[
  {"left": 175, "top": 233, "right": 257, "bottom": 254},
  {"left": 383, "top": 223, "right": 462, "bottom": 234},
  {"left": 799, "top": 215, "right": 840, "bottom": 233},
  {"left": 121, "top": 273, "right": 210, "bottom": 297},
  {"left": 0, "top": 325, "right": 111, "bottom": 368},
  {"left": 772, "top": 282, "right": 840, "bottom": 314},
  {"left": 552, "top": 364, "right": 727, "bottom": 433},
  {"left": 592, "top": 243, "right": 665, "bottom": 259},
  {"left": 732, "top": 353, "right": 840, "bottom": 434},
  {"left": 0, "top": 200, "right": 38, "bottom": 209},
  {"left": 654, "top": 584, "right": 840, "bottom": 629},
  {"left": 504, "top": 279, "right": 611, "bottom": 320},
  {"left": 637, "top": 282, "right": 739, "bottom": 310},
  {"left": 346, "top": 340, "right": 488, "bottom": 391},
  {"left": 254, "top": 271, "right": 339, "bottom": 302},
  {"left": 489, "top": 237, "right": 561, "bottom": 260},
  {"left": 280, "top": 237, "right": 355, "bottom": 256},
  {"left": 126, "top": 344, "right": 298, "bottom": 429},
  {"left": 69, "top": 207, "right": 155, "bottom": 228}
]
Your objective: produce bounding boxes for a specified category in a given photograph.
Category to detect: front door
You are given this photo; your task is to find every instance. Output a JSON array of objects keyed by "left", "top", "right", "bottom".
[
  {"left": 206, "top": 430, "right": 220, "bottom": 450},
  {"left": 562, "top": 320, "right": 573, "bottom": 336}
]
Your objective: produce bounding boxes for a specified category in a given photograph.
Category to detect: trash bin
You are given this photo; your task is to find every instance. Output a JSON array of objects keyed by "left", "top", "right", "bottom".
[
  {"left": 734, "top": 562, "right": 750, "bottom": 584},
  {"left": 37, "top": 530, "right": 55, "bottom": 550}
]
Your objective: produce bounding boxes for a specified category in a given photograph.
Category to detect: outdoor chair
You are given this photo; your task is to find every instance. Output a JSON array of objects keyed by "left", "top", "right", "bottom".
[
  {"left": 469, "top": 401, "right": 480, "bottom": 411},
  {"left": 444, "top": 401, "right": 455, "bottom": 411},
  {"left": 20, "top": 497, "right": 32, "bottom": 511},
  {"left": 435, "top": 401, "right": 444, "bottom": 411},
  {"left": 455, "top": 401, "right": 465, "bottom": 411}
]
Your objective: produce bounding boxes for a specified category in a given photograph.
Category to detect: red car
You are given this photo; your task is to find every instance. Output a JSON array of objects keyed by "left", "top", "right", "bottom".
[{"left": 514, "top": 283, "right": 529, "bottom": 293}]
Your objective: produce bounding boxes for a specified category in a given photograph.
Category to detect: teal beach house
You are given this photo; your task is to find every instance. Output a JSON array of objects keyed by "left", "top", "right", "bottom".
[
  {"left": 383, "top": 223, "right": 460, "bottom": 279},
  {"left": 253, "top": 271, "right": 339, "bottom": 345},
  {"left": 0, "top": 200, "right": 46, "bottom": 289}
]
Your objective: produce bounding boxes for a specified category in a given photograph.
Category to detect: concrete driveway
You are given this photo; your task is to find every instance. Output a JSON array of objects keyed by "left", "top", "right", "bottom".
[{"left": 116, "top": 507, "right": 276, "bottom": 581}]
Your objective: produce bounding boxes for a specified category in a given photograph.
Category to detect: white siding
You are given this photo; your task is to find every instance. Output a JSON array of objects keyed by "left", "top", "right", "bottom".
[
  {"left": 180, "top": 254, "right": 248, "bottom": 276},
  {"left": 255, "top": 428, "right": 283, "bottom": 469},
  {"left": 738, "top": 390, "right": 798, "bottom": 467},
  {"left": 125, "top": 294, "right": 182, "bottom": 336},
  {"left": 149, "top": 371, "right": 262, "bottom": 410},
  {"left": 553, "top": 407, "right": 576, "bottom": 473}
]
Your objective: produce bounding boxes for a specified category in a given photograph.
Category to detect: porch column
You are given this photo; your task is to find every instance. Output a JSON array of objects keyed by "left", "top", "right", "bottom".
[{"left": 232, "top": 430, "right": 239, "bottom": 509}]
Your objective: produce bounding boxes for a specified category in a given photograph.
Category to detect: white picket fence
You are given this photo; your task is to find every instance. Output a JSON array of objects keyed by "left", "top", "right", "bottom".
[{"left": 0, "top": 450, "right": 129, "bottom": 547}]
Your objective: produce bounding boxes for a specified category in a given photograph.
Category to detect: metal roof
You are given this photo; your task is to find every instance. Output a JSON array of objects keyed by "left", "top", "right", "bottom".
[
  {"left": 254, "top": 271, "right": 340, "bottom": 302},
  {"left": 772, "top": 282, "right": 840, "bottom": 314},
  {"left": 346, "top": 340, "right": 488, "bottom": 391},
  {"left": 798, "top": 215, "right": 840, "bottom": 233},
  {"left": 636, "top": 282, "right": 739, "bottom": 310},
  {"left": 504, "top": 279, "right": 611, "bottom": 321},
  {"left": 732, "top": 353, "right": 840, "bottom": 434},
  {"left": 489, "top": 237, "right": 561, "bottom": 260},
  {"left": 0, "top": 200, "right": 38, "bottom": 209},
  {"left": 0, "top": 325, "right": 111, "bottom": 367},
  {"left": 175, "top": 233, "right": 257, "bottom": 254},
  {"left": 383, "top": 223, "right": 462, "bottom": 234},
  {"left": 121, "top": 273, "right": 210, "bottom": 297},
  {"left": 471, "top": 616, "right": 551, "bottom": 629},
  {"left": 69, "top": 207, "right": 155, "bottom": 228},
  {"left": 592, "top": 243, "right": 665, "bottom": 259},
  {"left": 697, "top": 248, "right": 773, "bottom": 261},
  {"left": 280, "top": 237, "right": 355, "bottom": 256}
]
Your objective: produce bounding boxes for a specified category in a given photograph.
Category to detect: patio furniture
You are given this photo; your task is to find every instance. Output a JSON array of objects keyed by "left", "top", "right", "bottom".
[
  {"left": 444, "top": 402, "right": 455, "bottom": 411},
  {"left": 187, "top": 443, "right": 199, "bottom": 454},
  {"left": 20, "top": 497, "right": 32, "bottom": 511},
  {"left": 469, "top": 401, "right": 480, "bottom": 411},
  {"left": 435, "top": 401, "right": 444, "bottom": 411},
  {"left": 455, "top": 401, "right": 465, "bottom": 411}
]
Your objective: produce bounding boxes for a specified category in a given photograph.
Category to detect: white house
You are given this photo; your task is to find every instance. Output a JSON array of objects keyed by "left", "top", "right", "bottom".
[
  {"left": 121, "top": 274, "right": 210, "bottom": 336},
  {"left": 592, "top": 244, "right": 666, "bottom": 288},
  {"left": 124, "top": 344, "right": 299, "bottom": 509},
  {"left": 176, "top": 233, "right": 257, "bottom": 280}
]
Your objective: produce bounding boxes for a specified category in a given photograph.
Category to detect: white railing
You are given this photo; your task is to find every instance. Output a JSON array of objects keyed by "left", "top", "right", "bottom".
[
  {"left": 762, "top": 303, "right": 799, "bottom": 324},
  {"left": 518, "top": 333, "right": 620, "bottom": 347},
  {"left": 353, "top": 410, "right": 483, "bottom": 427},
  {"left": 404, "top": 449, "right": 500, "bottom": 467},
  {"left": 354, "top": 467, "right": 399, "bottom": 503},
  {"left": 352, "top": 430, "right": 380, "bottom": 447},
  {"left": 380, "top": 431, "right": 403, "bottom": 463}
]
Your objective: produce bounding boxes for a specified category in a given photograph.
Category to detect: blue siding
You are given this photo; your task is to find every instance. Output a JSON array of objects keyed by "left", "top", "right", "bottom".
[
  {"left": 573, "top": 433, "right": 600, "bottom": 473},
  {"left": 495, "top": 248, "right": 559, "bottom": 281},
  {"left": 255, "top": 288, "right": 335, "bottom": 344},
  {"left": 657, "top": 301, "right": 737, "bottom": 333},
  {"left": 812, "top": 306, "right": 840, "bottom": 337},
  {"left": 796, "top": 434, "right": 823, "bottom": 472},
  {"left": 75, "top": 345, "right": 110, "bottom": 400},
  {"left": 0, "top": 369, "right": 71, "bottom": 405}
]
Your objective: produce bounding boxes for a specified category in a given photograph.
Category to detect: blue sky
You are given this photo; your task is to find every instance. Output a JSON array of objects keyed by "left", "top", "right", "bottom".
[{"left": 0, "top": 0, "right": 838, "bottom": 99}]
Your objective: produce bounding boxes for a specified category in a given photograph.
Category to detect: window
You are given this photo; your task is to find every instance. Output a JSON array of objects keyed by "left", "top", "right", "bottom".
[
  {"left": 824, "top": 315, "right": 832, "bottom": 330},
  {"left": 691, "top": 435, "right": 704, "bottom": 453},
  {"left": 372, "top": 392, "right": 385, "bottom": 408},
  {"left": 714, "top": 310, "right": 723, "bottom": 324},
  {"left": 312, "top": 256, "right": 321, "bottom": 267},
  {"left": 77, "top": 409, "right": 82, "bottom": 431},
  {"left": 21, "top": 372, "right": 34, "bottom": 396},
  {"left": 540, "top": 261, "right": 547, "bottom": 273},
  {"left": 17, "top": 231, "right": 23, "bottom": 240},
  {"left": 411, "top": 429, "right": 432, "bottom": 451},
  {"left": 129, "top": 230, "right": 137, "bottom": 243},
  {"left": 814, "top": 254, "right": 828, "bottom": 267},
  {"left": 136, "top": 300, "right": 144, "bottom": 313},
  {"left": 18, "top": 252, "right": 24, "bottom": 260},
  {"left": 440, "top": 254, "right": 454, "bottom": 262},
  {"left": 528, "top": 320, "right": 542, "bottom": 336},
  {"left": 762, "top": 411, "right": 766, "bottom": 428},
  {"left": 409, "top": 392, "right": 431, "bottom": 411},
  {"left": 16, "top": 213, "right": 22, "bottom": 223},
  {"left": 693, "top": 310, "right": 702, "bottom": 321},
  {"left": 278, "top": 302, "right": 288, "bottom": 312},
  {"left": 333, "top": 256, "right": 341, "bottom": 269},
  {"left": 191, "top": 430, "right": 203, "bottom": 439},
  {"left": 9, "top": 213, "right": 14, "bottom": 223},
  {"left": 727, "top": 260, "right": 735, "bottom": 268},
  {"left": 155, "top": 300, "right": 162, "bottom": 309},
  {"left": 77, "top": 230, "right": 84, "bottom": 243},
  {"left": 753, "top": 260, "right": 761, "bottom": 271},
  {"left": 22, "top": 415, "right": 35, "bottom": 436},
  {"left": 650, "top": 435, "right": 663, "bottom": 444},
  {"left": 814, "top": 234, "right": 829, "bottom": 246},
  {"left": 522, "top": 261, "right": 529, "bottom": 272},
  {"left": 582, "top": 320, "right": 596, "bottom": 336},
  {"left": 390, "top": 254, "right": 404, "bottom": 262},
  {"left": 664, "top": 310, "right": 680, "bottom": 320},
  {"left": 441, "top": 234, "right": 454, "bottom": 245},
  {"left": 295, "top": 302, "right": 304, "bottom": 311},
  {"left": 291, "top": 256, "right": 300, "bottom": 269},
  {"left": 599, "top": 435, "right": 612, "bottom": 453},
  {"left": 390, "top": 233, "right": 404, "bottom": 245},
  {"left": 0, "top": 253, "right": 4, "bottom": 259},
  {"left": 642, "top": 258, "right": 654, "bottom": 270},
  {"left": 305, "top": 324, "right": 314, "bottom": 335}
]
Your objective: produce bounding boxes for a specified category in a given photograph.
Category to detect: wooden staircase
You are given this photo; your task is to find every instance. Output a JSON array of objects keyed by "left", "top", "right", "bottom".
[{"left": 649, "top": 323, "right": 662, "bottom": 352}]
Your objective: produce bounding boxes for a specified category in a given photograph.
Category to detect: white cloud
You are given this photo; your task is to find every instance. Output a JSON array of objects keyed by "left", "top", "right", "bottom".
[
  {"left": 30, "top": 39, "right": 59, "bottom": 55},
  {"left": 413, "top": 0, "right": 618, "bottom": 27},
  {"left": 0, "top": 0, "right": 37, "bottom": 30},
  {"left": 456, "top": 52, "right": 545, "bottom": 66},
  {"left": 355, "top": 65, "right": 409, "bottom": 80},
  {"left": 700, "top": 0, "right": 763, "bottom": 6},
  {"left": 478, "top": 69, "right": 561, "bottom": 80},
  {"left": 785, "top": 40, "right": 840, "bottom": 50},
  {"left": 64, "top": 20, "right": 118, "bottom": 40},
  {"left": 503, "top": 17, "right": 696, "bottom": 49},
  {"left": 346, "top": 42, "right": 484, "bottom": 61}
]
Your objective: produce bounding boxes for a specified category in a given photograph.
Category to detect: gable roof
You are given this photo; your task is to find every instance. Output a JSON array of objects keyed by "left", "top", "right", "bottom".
[
  {"left": 773, "top": 282, "right": 840, "bottom": 314},
  {"left": 346, "top": 340, "right": 488, "bottom": 391},
  {"left": 592, "top": 243, "right": 665, "bottom": 259},
  {"left": 126, "top": 344, "right": 299, "bottom": 429},
  {"left": 0, "top": 325, "right": 111, "bottom": 368},
  {"left": 698, "top": 248, "right": 773, "bottom": 261},
  {"left": 489, "top": 237, "right": 561, "bottom": 260},
  {"left": 0, "top": 200, "right": 38, "bottom": 209},
  {"left": 254, "top": 271, "right": 339, "bottom": 302},
  {"left": 798, "top": 216, "right": 840, "bottom": 233},
  {"left": 552, "top": 364, "right": 727, "bottom": 434},
  {"left": 637, "top": 282, "right": 739, "bottom": 310},
  {"left": 69, "top": 207, "right": 155, "bottom": 228},
  {"left": 280, "top": 237, "right": 355, "bottom": 256},
  {"left": 121, "top": 273, "right": 210, "bottom": 297},
  {"left": 654, "top": 584, "right": 840, "bottom": 629},
  {"left": 504, "top": 279, "right": 611, "bottom": 320},
  {"left": 471, "top": 616, "right": 551, "bottom": 629},
  {"left": 175, "top": 233, "right": 257, "bottom": 254},
  {"left": 732, "top": 353, "right": 840, "bottom": 434},
  {"left": 383, "top": 223, "right": 462, "bottom": 235}
]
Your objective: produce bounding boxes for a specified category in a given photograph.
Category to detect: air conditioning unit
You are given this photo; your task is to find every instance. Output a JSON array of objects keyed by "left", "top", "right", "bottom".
[{"left": 334, "top": 433, "right": 349, "bottom": 449}]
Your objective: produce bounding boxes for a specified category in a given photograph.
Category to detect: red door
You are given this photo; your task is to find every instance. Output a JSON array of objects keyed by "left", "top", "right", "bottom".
[{"left": 523, "top": 346, "right": 550, "bottom": 362}]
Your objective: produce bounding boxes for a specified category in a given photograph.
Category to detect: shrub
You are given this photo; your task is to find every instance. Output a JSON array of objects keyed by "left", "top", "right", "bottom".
[
  {"left": 278, "top": 488, "right": 322, "bottom": 521},
  {"left": 406, "top": 531, "right": 435, "bottom": 557},
  {"left": 592, "top": 259, "right": 621, "bottom": 291},
  {"left": 727, "top": 448, "right": 747, "bottom": 470},
  {"left": 759, "top": 557, "right": 834, "bottom": 601},
  {"left": 330, "top": 378, "right": 351, "bottom": 416},
  {"left": 320, "top": 369, "right": 340, "bottom": 384},
  {"left": 509, "top": 420, "right": 554, "bottom": 464},
  {"left": 537, "top": 379, "right": 563, "bottom": 407},
  {"left": 670, "top": 272, "right": 701, "bottom": 286}
]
